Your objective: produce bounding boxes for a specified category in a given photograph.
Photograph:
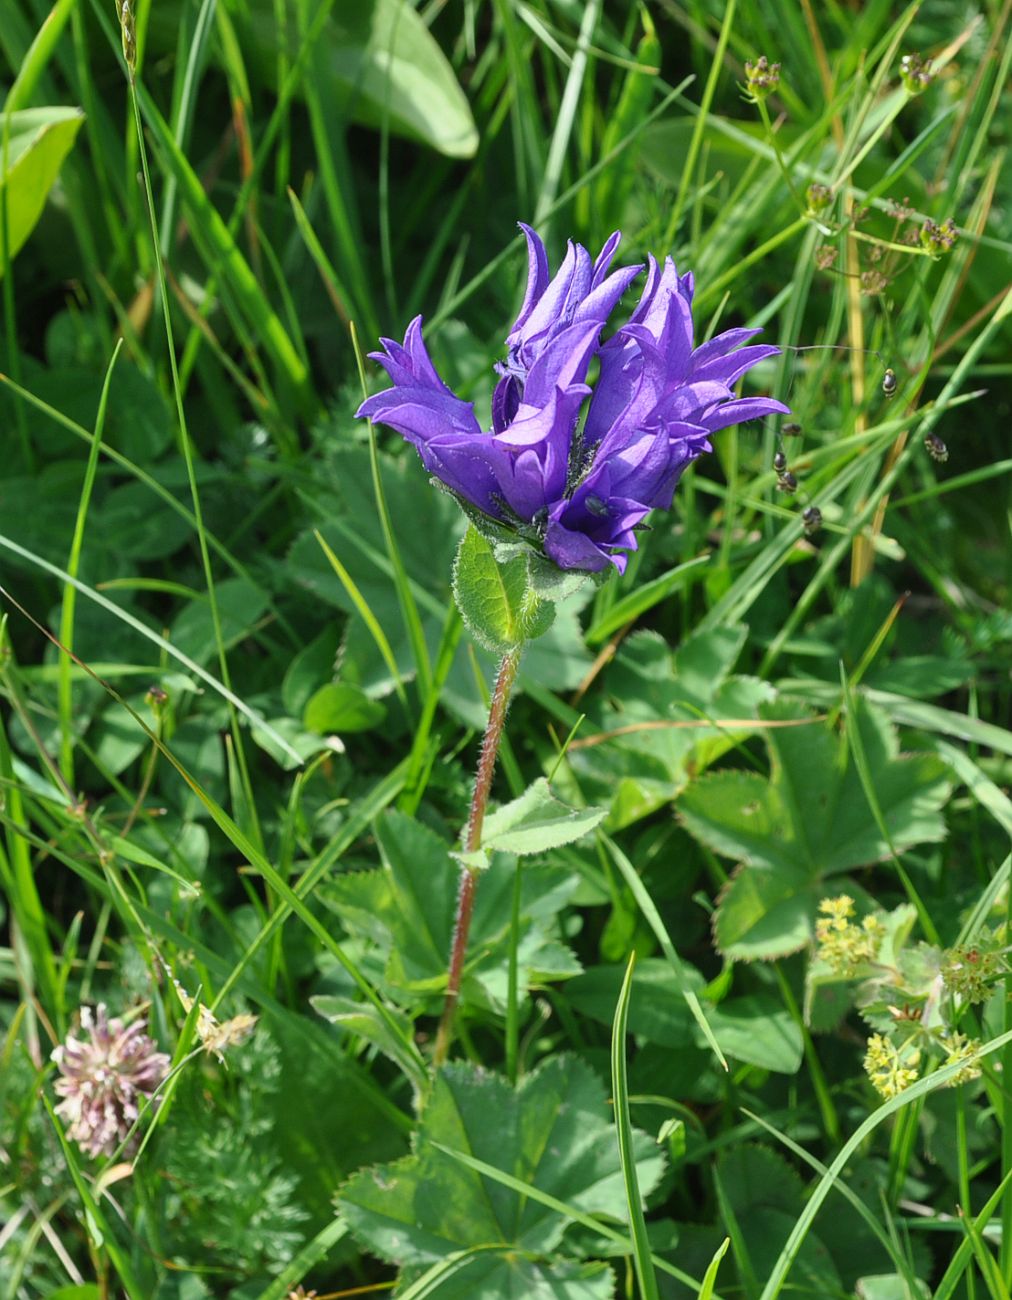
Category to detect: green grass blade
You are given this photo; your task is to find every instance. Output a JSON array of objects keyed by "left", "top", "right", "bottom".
[
  {"left": 0, "top": 542, "right": 302, "bottom": 764},
  {"left": 57, "top": 338, "right": 122, "bottom": 788},
  {"left": 533, "top": 0, "right": 602, "bottom": 229},
  {"left": 612, "top": 952, "right": 661, "bottom": 1300},
  {"left": 757, "top": 1026, "right": 1012, "bottom": 1300},
  {"left": 698, "top": 1239, "right": 731, "bottom": 1300},
  {"left": 2, "top": 0, "right": 78, "bottom": 113},
  {"left": 313, "top": 528, "right": 410, "bottom": 713},
  {"left": 601, "top": 833, "right": 727, "bottom": 1070}
]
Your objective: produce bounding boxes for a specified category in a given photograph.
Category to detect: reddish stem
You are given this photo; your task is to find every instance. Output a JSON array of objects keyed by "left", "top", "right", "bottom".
[{"left": 433, "top": 648, "right": 521, "bottom": 1066}]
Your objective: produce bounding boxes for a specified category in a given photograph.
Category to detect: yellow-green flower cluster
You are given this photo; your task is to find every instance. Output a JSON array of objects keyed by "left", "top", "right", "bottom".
[
  {"left": 864, "top": 1033, "right": 921, "bottom": 1099},
  {"left": 941, "top": 1031, "right": 983, "bottom": 1087},
  {"left": 941, "top": 942, "right": 1004, "bottom": 1004},
  {"left": 815, "top": 895, "right": 884, "bottom": 975}
]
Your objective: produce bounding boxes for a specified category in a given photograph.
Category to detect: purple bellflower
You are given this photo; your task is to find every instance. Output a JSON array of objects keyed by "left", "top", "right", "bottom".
[{"left": 357, "top": 225, "right": 789, "bottom": 573}]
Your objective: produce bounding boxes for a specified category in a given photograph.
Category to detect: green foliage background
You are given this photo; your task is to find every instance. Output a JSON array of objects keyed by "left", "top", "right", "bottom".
[{"left": 0, "top": 0, "right": 1009, "bottom": 1297}]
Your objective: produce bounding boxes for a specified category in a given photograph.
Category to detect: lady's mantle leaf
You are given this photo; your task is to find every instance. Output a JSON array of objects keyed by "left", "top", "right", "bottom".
[
  {"left": 678, "top": 699, "right": 951, "bottom": 960},
  {"left": 322, "top": 811, "right": 580, "bottom": 1008},
  {"left": 570, "top": 625, "right": 775, "bottom": 829},
  {"left": 338, "top": 1056, "right": 663, "bottom": 1297},
  {"left": 566, "top": 960, "right": 802, "bottom": 1073}
]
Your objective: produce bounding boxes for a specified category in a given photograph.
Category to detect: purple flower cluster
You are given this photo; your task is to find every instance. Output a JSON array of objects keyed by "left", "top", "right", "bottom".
[
  {"left": 357, "top": 226, "right": 788, "bottom": 573},
  {"left": 51, "top": 1004, "right": 170, "bottom": 1158}
]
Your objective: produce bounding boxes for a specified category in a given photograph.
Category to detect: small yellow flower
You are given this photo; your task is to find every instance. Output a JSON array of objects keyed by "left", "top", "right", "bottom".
[
  {"left": 864, "top": 1033, "right": 921, "bottom": 1099},
  {"left": 815, "top": 895, "right": 881, "bottom": 975},
  {"left": 941, "top": 1031, "right": 982, "bottom": 1087}
]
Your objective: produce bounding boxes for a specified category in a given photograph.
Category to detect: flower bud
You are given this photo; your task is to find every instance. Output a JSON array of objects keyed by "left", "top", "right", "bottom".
[
  {"left": 744, "top": 56, "right": 781, "bottom": 100},
  {"left": 899, "top": 53, "right": 934, "bottom": 94},
  {"left": 805, "top": 183, "right": 832, "bottom": 215},
  {"left": 146, "top": 684, "right": 169, "bottom": 717},
  {"left": 920, "top": 217, "right": 958, "bottom": 257}
]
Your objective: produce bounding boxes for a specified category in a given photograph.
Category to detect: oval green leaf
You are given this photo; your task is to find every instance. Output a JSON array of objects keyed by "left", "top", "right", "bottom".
[
  {"left": 452, "top": 526, "right": 554, "bottom": 653},
  {"left": 0, "top": 107, "right": 84, "bottom": 272}
]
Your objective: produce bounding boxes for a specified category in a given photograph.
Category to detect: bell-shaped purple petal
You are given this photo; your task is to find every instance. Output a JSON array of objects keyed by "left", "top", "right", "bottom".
[
  {"left": 357, "top": 225, "right": 791, "bottom": 575},
  {"left": 699, "top": 395, "right": 791, "bottom": 432}
]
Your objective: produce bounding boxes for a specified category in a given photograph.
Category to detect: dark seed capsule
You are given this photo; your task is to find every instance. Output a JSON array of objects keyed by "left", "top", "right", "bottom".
[
  {"left": 882, "top": 368, "right": 897, "bottom": 397},
  {"left": 782, "top": 422, "right": 802, "bottom": 436},
  {"left": 773, "top": 449, "right": 788, "bottom": 473},
  {"left": 924, "top": 432, "right": 949, "bottom": 463},
  {"left": 802, "top": 506, "right": 822, "bottom": 535},
  {"left": 776, "top": 470, "right": 798, "bottom": 494}
]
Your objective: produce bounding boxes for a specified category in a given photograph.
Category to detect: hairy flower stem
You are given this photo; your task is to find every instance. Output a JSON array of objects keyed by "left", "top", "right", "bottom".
[{"left": 433, "top": 647, "right": 522, "bottom": 1067}]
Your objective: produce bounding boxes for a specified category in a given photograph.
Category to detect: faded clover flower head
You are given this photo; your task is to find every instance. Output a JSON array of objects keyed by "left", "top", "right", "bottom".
[
  {"left": 356, "top": 225, "right": 788, "bottom": 574},
  {"left": 51, "top": 1004, "right": 170, "bottom": 1158}
]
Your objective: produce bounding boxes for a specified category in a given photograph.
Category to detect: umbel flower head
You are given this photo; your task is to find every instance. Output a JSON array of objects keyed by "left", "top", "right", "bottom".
[
  {"left": 51, "top": 1004, "right": 170, "bottom": 1158},
  {"left": 357, "top": 225, "right": 788, "bottom": 574}
]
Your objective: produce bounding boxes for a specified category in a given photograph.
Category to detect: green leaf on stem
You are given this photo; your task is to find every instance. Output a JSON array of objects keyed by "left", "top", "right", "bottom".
[
  {"left": 480, "top": 778, "right": 607, "bottom": 858},
  {"left": 452, "top": 526, "right": 554, "bottom": 652}
]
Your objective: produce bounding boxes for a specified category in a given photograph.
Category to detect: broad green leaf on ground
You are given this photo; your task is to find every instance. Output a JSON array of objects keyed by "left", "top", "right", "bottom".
[
  {"left": 303, "top": 681, "right": 386, "bottom": 734},
  {"left": 713, "top": 1146, "right": 840, "bottom": 1296},
  {"left": 679, "top": 699, "right": 951, "bottom": 960},
  {"left": 338, "top": 1056, "right": 664, "bottom": 1298},
  {"left": 566, "top": 961, "right": 802, "bottom": 1072},
  {"left": 322, "top": 810, "right": 581, "bottom": 1009},
  {"left": 704, "top": 994, "right": 803, "bottom": 1073},
  {"left": 242, "top": 0, "right": 478, "bottom": 157},
  {"left": 0, "top": 107, "right": 84, "bottom": 270},
  {"left": 169, "top": 577, "right": 271, "bottom": 666},
  {"left": 566, "top": 959, "right": 704, "bottom": 1048},
  {"left": 569, "top": 626, "right": 775, "bottom": 829}
]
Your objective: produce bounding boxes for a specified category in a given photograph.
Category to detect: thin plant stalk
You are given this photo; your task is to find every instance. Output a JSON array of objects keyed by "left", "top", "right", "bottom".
[{"left": 433, "top": 647, "right": 522, "bottom": 1067}]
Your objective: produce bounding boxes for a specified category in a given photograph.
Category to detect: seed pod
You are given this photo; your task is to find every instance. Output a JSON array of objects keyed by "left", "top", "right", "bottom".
[
  {"left": 802, "top": 506, "right": 822, "bottom": 535},
  {"left": 882, "top": 368, "right": 897, "bottom": 397},
  {"left": 782, "top": 422, "right": 802, "bottom": 436},
  {"left": 773, "top": 449, "right": 788, "bottom": 473},
  {"left": 776, "top": 470, "right": 798, "bottom": 494},
  {"left": 119, "top": 0, "right": 137, "bottom": 73},
  {"left": 924, "top": 432, "right": 949, "bottom": 463}
]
